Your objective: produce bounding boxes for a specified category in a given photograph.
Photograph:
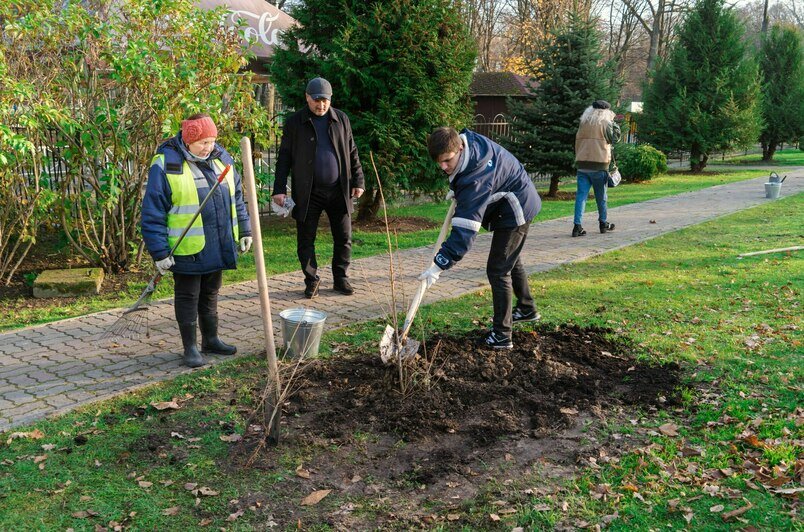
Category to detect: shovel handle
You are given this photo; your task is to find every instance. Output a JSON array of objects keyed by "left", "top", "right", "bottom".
[{"left": 399, "top": 200, "right": 457, "bottom": 343}]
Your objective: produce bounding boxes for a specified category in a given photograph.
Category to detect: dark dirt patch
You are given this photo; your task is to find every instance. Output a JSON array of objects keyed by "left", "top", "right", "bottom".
[
  {"left": 216, "top": 325, "right": 681, "bottom": 529},
  {"left": 352, "top": 215, "right": 439, "bottom": 233},
  {"left": 538, "top": 190, "right": 578, "bottom": 201}
]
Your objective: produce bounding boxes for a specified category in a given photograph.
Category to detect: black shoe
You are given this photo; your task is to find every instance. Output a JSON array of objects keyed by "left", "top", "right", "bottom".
[
  {"left": 178, "top": 322, "right": 205, "bottom": 368},
  {"left": 199, "top": 314, "right": 237, "bottom": 356},
  {"left": 512, "top": 307, "right": 541, "bottom": 323},
  {"left": 333, "top": 278, "right": 354, "bottom": 295},
  {"left": 600, "top": 221, "right": 615, "bottom": 233},
  {"left": 572, "top": 224, "right": 587, "bottom": 237},
  {"left": 304, "top": 277, "right": 320, "bottom": 299},
  {"left": 483, "top": 330, "right": 513, "bottom": 349}
]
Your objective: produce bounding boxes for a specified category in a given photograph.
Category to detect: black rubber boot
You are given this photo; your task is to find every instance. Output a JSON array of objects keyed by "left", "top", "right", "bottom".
[
  {"left": 572, "top": 224, "right": 587, "bottom": 237},
  {"left": 199, "top": 314, "right": 237, "bottom": 356},
  {"left": 600, "top": 221, "right": 615, "bottom": 233},
  {"left": 179, "top": 322, "right": 205, "bottom": 368}
]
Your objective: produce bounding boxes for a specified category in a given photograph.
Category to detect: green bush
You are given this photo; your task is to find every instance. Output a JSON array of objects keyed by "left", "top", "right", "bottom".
[
  {"left": 799, "top": 136, "right": 804, "bottom": 151},
  {"left": 613, "top": 143, "right": 668, "bottom": 182}
]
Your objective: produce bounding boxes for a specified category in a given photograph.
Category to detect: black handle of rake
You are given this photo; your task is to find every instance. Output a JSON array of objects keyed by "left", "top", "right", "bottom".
[{"left": 125, "top": 164, "right": 233, "bottom": 314}]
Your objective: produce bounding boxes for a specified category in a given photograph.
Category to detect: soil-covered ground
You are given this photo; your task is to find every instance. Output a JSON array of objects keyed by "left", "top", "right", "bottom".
[{"left": 161, "top": 324, "right": 680, "bottom": 529}]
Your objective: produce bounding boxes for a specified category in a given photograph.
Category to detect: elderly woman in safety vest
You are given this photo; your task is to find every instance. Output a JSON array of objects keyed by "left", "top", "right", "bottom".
[{"left": 141, "top": 114, "right": 252, "bottom": 368}]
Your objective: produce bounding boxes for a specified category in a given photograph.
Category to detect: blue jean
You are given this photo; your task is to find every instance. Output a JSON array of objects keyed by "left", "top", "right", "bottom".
[{"left": 574, "top": 170, "right": 608, "bottom": 225}]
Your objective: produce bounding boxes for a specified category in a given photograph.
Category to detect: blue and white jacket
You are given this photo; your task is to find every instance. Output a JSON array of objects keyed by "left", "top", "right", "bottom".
[{"left": 434, "top": 129, "right": 541, "bottom": 270}]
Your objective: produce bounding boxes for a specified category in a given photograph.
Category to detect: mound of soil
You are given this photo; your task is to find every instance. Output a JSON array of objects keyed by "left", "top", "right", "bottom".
[
  {"left": 352, "top": 215, "right": 439, "bottom": 232},
  {"left": 221, "top": 325, "right": 681, "bottom": 528}
]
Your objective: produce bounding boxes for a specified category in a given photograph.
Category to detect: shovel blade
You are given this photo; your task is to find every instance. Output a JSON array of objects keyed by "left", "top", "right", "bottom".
[{"left": 379, "top": 325, "right": 420, "bottom": 364}]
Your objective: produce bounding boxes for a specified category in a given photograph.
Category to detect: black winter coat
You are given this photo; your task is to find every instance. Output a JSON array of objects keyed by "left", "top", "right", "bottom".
[{"left": 272, "top": 106, "right": 364, "bottom": 222}]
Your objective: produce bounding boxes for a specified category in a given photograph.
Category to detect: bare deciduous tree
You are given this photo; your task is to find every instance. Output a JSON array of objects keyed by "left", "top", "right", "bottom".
[
  {"left": 620, "top": 0, "right": 689, "bottom": 72},
  {"left": 458, "top": 0, "right": 508, "bottom": 71}
]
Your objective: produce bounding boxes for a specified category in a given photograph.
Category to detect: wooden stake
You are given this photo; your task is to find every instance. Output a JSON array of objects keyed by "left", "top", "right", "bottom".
[{"left": 240, "top": 137, "right": 281, "bottom": 445}]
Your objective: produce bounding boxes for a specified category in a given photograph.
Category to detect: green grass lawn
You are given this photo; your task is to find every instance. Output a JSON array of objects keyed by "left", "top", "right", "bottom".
[
  {"left": 0, "top": 168, "right": 769, "bottom": 332},
  {"left": 719, "top": 148, "right": 804, "bottom": 166},
  {"left": 0, "top": 192, "right": 799, "bottom": 530}
]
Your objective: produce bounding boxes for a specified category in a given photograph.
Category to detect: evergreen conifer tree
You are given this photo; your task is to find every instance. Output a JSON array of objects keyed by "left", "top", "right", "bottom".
[
  {"left": 506, "top": 13, "right": 619, "bottom": 197},
  {"left": 270, "top": 0, "right": 475, "bottom": 219},
  {"left": 638, "top": 0, "right": 761, "bottom": 172},
  {"left": 758, "top": 25, "right": 804, "bottom": 161}
]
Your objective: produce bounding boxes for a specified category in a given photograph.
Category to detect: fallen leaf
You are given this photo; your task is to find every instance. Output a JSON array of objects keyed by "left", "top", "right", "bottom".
[
  {"left": 197, "top": 486, "right": 218, "bottom": 496},
  {"left": 72, "top": 511, "right": 89, "bottom": 519},
  {"left": 226, "top": 509, "right": 245, "bottom": 521},
  {"left": 138, "top": 481, "right": 152, "bottom": 488},
  {"left": 198, "top": 518, "right": 213, "bottom": 526},
  {"left": 219, "top": 433, "right": 242, "bottom": 443},
  {"left": 533, "top": 504, "right": 551, "bottom": 511},
  {"left": 721, "top": 503, "right": 752, "bottom": 521},
  {"left": 6, "top": 429, "right": 45, "bottom": 444},
  {"left": 447, "top": 514, "right": 461, "bottom": 521},
  {"left": 42, "top": 444, "right": 56, "bottom": 451},
  {"left": 162, "top": 507, "right": 180, "bottom": 516},
  {"left": 184, "top": 483, "right": 198, "bottom": 491},
  {"left": 150, "top": 400, "right": 180, "bottom": 411},
  {"left": 295, "top": 468, "right": 311, "bottom": 479},
  {"left": 710, "top": 504, "right": 724, "bottom": 513},
  {"left": 560, "top": 407, "right": 578, "bottom": 415},
  {"left": 301, "top": 489, "right": 331, "bottom": 506},
  {"left": 659, "top": 423, "right": 679, "bottom": 437},
  {"left": 34, "top": 455, "right": 48, "bottom": 464},
  {"left": 489, "top": 514, "right": 500, "bottom": 522}
]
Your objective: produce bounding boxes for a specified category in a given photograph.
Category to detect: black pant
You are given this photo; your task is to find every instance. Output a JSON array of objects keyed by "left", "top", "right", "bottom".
[
  {"left": 173, "top": 271, "right": 223, "bottom": 324},
  {"left": 487, "top": 223, "right": 535, "bottom": 337},
  {"left": 297, "top": 185, "right": 351, "bottom": 283}
]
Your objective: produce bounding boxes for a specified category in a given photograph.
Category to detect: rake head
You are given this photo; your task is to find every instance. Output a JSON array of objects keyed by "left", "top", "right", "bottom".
[{"left": 99, "top": 306, "right": 151, "bottom": 342}]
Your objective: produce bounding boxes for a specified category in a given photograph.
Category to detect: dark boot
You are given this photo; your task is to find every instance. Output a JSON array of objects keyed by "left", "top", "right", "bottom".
[
  {"left": 199, "top": 314, "right": 237, "bottom": 356},
  {"left": 178, "top": 322, "right": 205, "bottom": 368},
  {"left": 572, "top": 224, "right": 587, "bottom": 237},
  {"left": 600, "top": 221, "right": 615, "bottom": 233}
]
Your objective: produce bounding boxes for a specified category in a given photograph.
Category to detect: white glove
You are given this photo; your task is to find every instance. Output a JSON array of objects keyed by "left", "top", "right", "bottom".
[
  {"left": 418, "top": 263, "right": 443, "bottom": 289},
  {"left": 155, "top": 256, "right": 174, "bottom": 275},
  {"left": 239, "top": 236, "right": 253, "bottom": 253},
  {"left": 271, "top": 196, "right": 295, "bottom": 217},
  {"left": 445, "top": 189, "right": 454, "bottom": 201}
]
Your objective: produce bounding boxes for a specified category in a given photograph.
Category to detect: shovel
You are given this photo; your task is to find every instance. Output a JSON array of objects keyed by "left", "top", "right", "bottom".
[{"left": 380, "top": 198, "right": 456, "bottom": 364}]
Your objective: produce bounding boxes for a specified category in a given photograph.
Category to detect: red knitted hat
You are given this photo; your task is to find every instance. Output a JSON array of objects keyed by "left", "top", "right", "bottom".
[{"left": 181, "top": 116, "right": 218, "bottom": 144}]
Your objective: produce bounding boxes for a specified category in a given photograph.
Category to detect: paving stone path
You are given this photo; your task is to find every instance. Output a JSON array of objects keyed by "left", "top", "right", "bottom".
[{"left": 1, "top": 172, "right": 801, "bottom": 431}]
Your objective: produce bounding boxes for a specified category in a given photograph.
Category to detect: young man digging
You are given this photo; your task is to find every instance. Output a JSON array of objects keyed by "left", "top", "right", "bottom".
[{"left": 419, "top": 127, "right": 542, "bottom": 349}]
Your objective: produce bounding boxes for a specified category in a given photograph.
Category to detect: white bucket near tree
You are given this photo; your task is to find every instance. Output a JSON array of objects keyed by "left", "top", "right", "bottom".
[{"left": 279, "top": 308, "right": 327, "bottom": 359}]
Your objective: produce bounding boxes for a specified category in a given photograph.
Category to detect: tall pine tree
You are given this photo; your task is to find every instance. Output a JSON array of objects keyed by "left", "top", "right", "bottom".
[
  {"left": 638, "top": 0, "right": 761, "bottom": 172},
  {"left": 506, "top": 13, "right": 620, "bottom": 197},
  {"left": 758, "top": 25, "right": 804, "bottom": 161},
  {"left": 270, "top": 0, "right": 476, "bottom": 219}
]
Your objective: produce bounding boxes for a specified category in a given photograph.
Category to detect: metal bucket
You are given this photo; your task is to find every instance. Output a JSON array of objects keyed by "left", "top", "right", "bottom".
[
  {"left": 279, "top": 308, "right": 327, "bottom": 359},
  {"left": 765, "top": 182, "right": 782, "bottom": 199}
]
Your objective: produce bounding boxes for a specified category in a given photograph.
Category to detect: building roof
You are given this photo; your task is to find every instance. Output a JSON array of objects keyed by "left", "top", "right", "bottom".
[{"left": 470, "top": 72, "right": 537, "bottom": 97}]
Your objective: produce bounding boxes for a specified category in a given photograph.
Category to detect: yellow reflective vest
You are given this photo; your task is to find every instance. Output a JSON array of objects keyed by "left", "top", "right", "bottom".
[{"left": 151, "top": 155, "right": 239, "bottom": 256}]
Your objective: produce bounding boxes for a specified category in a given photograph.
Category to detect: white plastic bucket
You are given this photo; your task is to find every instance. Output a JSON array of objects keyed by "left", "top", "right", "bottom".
[
  {"left": 279, "top": 308, "right": 327, "bottom": 359},
  {"left": 764, "top": 182, "right": 782, "bottom": 199}
]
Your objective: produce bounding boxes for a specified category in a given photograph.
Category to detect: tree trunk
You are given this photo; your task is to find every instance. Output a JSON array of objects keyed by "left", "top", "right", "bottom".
[
  {"left": 689, "top": 149, "right": 708, "bottom": 172},
  {"left": 763, "top": 143, "right": 777, "bottom": 161},
  {"left": 547, "top": 176, "right": 560, "bottom": 197},
  {"left": 356, "top": 189, "right": 381, "bottom": 222}
]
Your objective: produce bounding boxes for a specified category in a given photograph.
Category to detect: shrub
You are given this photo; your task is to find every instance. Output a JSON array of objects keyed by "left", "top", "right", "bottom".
[{"left": 613, "top": 143, "right": 668, "bottom": 182}]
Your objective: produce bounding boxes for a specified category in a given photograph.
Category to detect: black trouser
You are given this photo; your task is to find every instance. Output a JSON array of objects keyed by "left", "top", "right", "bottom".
[
  {"left": 173, "top": 271, "right": 223, "bottom": 324},
  {"left": 297, "top": 185, "right": 351, "bottom": 284},
  {"left": 487, "top": 223, "right": 534, "bottom": 337}
]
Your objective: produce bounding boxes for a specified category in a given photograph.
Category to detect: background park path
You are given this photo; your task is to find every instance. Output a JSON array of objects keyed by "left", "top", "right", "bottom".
[{"left": 1, "top": 172, "right": 801, "bottom": 431}]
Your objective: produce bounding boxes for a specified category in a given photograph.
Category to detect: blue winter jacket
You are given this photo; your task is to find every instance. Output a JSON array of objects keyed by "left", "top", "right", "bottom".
[
  {"left": 141, "top": 133, "right": 251, "bottom": 275},
  {"left": 434, "top": 129, "right": 541, "bottom": 270}
]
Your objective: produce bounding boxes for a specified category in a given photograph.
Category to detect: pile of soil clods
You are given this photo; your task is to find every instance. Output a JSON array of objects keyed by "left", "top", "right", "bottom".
[{"left": 288, "top": 324, "right": 680, "bottom": 445}]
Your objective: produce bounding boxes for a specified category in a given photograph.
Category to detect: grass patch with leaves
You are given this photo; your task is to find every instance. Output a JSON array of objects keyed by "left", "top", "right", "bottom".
[
  {"left": 0, "top": 169, "right": 768, "bottom": 332},
  {"left": 1, "top": 192, "right": 799, "bottom": 529}
]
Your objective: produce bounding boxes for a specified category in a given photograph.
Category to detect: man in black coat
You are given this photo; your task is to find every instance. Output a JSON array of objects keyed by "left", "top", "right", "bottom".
[{"left": 272, "top": 77, "right": 365, "bottom": 298}]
